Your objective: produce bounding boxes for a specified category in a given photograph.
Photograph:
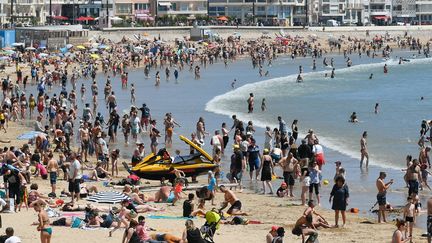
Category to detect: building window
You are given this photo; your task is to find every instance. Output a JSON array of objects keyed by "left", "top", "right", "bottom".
[
  {"left": 322, "top": 4, "right": 330, "bottom": 13},
  {"left": 135, "top": 3, "right": 149, "bottom": 10},
  {"left": 116, "top": 3, "right": 132, "bottom": 14}
]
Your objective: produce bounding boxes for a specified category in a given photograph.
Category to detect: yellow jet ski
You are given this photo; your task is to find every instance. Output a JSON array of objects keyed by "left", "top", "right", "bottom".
[{"left": 130, "top": 135, "right": 218, "bottom": 181}]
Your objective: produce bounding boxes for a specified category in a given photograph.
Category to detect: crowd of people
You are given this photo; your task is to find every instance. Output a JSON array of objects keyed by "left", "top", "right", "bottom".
[{"left": 0, "top": 28, "right": 429, "bottom": 243}]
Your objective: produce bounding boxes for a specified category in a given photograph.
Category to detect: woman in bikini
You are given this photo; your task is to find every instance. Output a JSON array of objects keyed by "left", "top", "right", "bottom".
[
  {"left": 28, "top": 94, "right": 36, "bottom": 118},
  {"left": 33, "top": 201, "right": 52, "bottom": 243}
]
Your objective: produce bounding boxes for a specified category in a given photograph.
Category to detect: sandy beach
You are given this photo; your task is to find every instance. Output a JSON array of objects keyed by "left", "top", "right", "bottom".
[{"left": 0, "top": 25, "right": 430, "bottom": 243}]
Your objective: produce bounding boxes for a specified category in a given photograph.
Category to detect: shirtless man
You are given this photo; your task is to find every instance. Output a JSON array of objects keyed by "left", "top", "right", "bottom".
[
  {"left": 106, "top": 91, "right": 117, "bottom": 113},
  {"left": 360, "top": 131, "right": 369, "bottom": 167},
  {"left": 427, "top": 196, "right": 432, "bottom": 243},
  {"left": 219, "top": 185, "right": 248, "bottom": 216},
  {"left": 79, "top": 123, "right": 90, "bottom": 162},
  {"left": 406, "top": 159, "right": 422, "bottom": 196},
  {"left": 376, "top": 172, "right": 393, "bottom": 223},
  {"left": 419, "top": 146, "right": 431, "bottom": 169},
  {"left": 46, "top": 152, "right": 59, "bottom": 197},
  {"left": 247, "top": 93, "right": 254, "bottom": 113},
  {"left": 278, "top": 153, "right": 299, "bottom": 197},
  {"left": 303, "top": 200, "right": 331, "bottom": 229},
  {"left": 291, "top": 212, "right": 319, "bottom": 243}
]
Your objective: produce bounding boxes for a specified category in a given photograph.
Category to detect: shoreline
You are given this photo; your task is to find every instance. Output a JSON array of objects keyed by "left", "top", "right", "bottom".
[{"left": 0, "top": 28, "right": 430, "bottom": 242}]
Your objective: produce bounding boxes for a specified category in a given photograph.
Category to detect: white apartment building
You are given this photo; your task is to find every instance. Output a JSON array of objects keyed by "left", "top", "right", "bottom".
[
  {"left": 156, "top": 0, "right": 207, "bottom": 18},
  {"left": 417, "top": 0, "right": 432, "bottom": 24},
  {"left": 317, "top": 0, "right": 346, "bottom": 23},
  {"left": 208, "top": 0, "right": 305, "bottom": 26}
]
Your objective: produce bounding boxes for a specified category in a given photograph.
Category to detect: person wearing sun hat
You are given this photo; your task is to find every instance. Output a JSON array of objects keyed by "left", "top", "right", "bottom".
[{"left": 276, "top": 182, "right": 288, "bottom": 197}]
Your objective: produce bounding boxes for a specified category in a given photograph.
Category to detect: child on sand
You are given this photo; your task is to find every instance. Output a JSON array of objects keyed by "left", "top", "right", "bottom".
[
  {"left": 403, "top": 196, "right": 416, "bottom": 241},
  {"left": 276, "top": 182, "right": 288, "bottom": 197}
]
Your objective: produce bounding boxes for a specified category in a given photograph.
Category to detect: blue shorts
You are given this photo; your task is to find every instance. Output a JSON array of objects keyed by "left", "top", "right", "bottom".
[
  {"left": 248, "top": 159, "right": 260, "bottom": 171},
  {"left": 50, "top": 172, "right": 57, "bottom": 185},
  {"left": 166, "top": 192, "right": 175, "bottom": 203}
]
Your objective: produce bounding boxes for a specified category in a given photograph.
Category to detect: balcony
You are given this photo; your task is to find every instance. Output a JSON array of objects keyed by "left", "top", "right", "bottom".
[
  {"left": 369, "top": 9, "right": 391, "bottom": 15},
  {"left": 369, "top": 0, "right": 386, "bottom": 3},
  {"left": 158, "top": 9, "right": 207, "bottom": 14}
]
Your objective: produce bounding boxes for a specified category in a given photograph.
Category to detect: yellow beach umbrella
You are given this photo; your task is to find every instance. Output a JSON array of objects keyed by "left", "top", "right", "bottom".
[
  {"left": 76, "top": 45, "right": 86, "bottom": 50},
  {"left": 90, "top": 54, "right": 100, "bottom": 59},
  {"left": 202, "top": 42, "right": 208, "bottom": 46}
]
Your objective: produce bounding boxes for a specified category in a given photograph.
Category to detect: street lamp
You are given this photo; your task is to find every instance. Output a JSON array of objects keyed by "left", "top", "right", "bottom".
[
  {"left": 10, "top": 0, "right": 14, "bottom": 24},
  {"left": 106, "top": 0, "right": 109, "bottom": 27},
  {"left": 49, "top": 0, "right": 52, "bottom": 24}
]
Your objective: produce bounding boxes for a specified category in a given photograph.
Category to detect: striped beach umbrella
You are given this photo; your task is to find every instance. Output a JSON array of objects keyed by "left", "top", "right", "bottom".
[{"left": 86, "top": 191, "right": 130, "bottom": 204}]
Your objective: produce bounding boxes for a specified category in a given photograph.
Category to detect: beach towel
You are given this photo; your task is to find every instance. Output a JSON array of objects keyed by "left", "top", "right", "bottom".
[
  {"left": 147, "top": 215, "right": 195, "bottom": 220},
  {"left": 62, "top": 212, "right": 85, "bottom": 217}
]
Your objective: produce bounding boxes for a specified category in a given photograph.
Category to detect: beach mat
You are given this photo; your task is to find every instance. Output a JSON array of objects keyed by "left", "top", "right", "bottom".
[
  {"left": 147, "top": 215, "right": 195, "bottom": 220},
  {"left": 62, "top": 212, "right": 85, "bottom": 217}
]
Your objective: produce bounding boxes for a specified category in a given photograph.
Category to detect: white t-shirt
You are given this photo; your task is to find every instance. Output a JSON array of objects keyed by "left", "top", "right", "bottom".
[
  {"left": 68, "top": 159, "right": 82, "bottom": 180},
  {"left": 312, "top": 144, "right": 324, "bottom": 155},
  {"left": 5, "top": 236, "right": 22, "bottom": 243},
  {"left": 98, "top": 138, "right": 109, "bottom": 154}
]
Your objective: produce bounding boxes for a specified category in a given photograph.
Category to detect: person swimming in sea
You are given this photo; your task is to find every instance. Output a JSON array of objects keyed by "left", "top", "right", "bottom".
[
  {"left": 349, "top": 112, "right": 358, "bottom": 123},
  {"left": 323, "top": 57, "right": 328, "bottom": 67},
  {"left": 331, "top": 68, "right": 335, "bottom": 78},
  {"left": 296, "top": 74, "right": 303, "bottom": 83},
  {"left": 261, "top": 98, "right": 267, "bottom": 112},
  {"left": 231, "top": 79, "right": 236, "bottom": 89},
  {"left": 375, "top": 103, "right": 379, "bottom": 114},
  {"left": 369, "top": 73, "right": 373, "bottom": 79},
  {"left": 384, "top": 64, "right": 388, "bottom": 74}
]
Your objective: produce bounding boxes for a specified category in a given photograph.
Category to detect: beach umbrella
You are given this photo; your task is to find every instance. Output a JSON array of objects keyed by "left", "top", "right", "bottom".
[
  {"left": 17, "top": 131, "right": 46, "bottom": 140},
  {"left": 12, "top": 43, "right": 24, "bottom": 47},
  {"left": 52, "top": 16, "right": 68, "bottom": 20},
  {"left": 76, "top": 45, "right": 86, "bottom": 50},
  {"left": 25, "top": 47, "right": 36, "bottom": 51},
  {"left": 39, "top": 53, "right": 49, "bottom": 57},
  {"left": 90, "top": 54, "right": 100, "bottom": 59},
  {"left": 89, "top": 48, "right": 98, "bottom": 52},
  {"left": 98, "top": 44, "right": 108, "bottom": 49},
  {"left": 0, "top": 56, "right": 9, "bottom": 60},
  {"left": 3, "top": 50, "right": 15, "bottom": 55},
  {"left": 86, "top": 191, "right": 130, "bottom": 204},
  {"left": 134, "top": 46, "right": 144, "bottom": 51},
  {"left": 66, "top": 44, "right": 74, "bottom": 49}
]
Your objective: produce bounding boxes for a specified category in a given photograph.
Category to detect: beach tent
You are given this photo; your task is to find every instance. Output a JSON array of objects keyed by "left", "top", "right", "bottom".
[{"left": 86, "top": 191, "right": 130, "bottom": 204}]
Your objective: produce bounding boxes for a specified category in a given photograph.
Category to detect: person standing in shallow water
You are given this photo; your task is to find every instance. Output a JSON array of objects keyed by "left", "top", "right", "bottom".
[
  {"left": 360, "top": 131, "right": 369, "bottom": 167},
  {"left": 376, "top": 172, "right": 393, "bottom": 223},
  {"left": 247, "top": 93, "right": 254, "bottom": 113}
]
